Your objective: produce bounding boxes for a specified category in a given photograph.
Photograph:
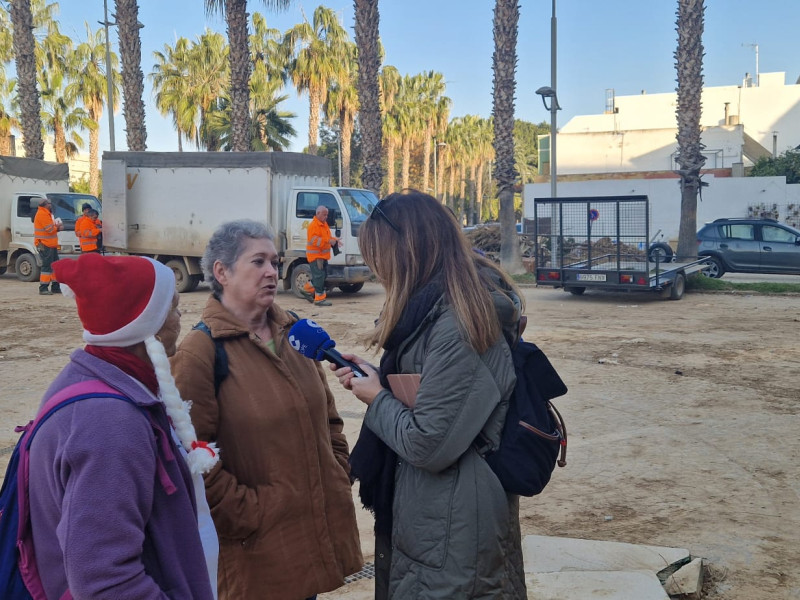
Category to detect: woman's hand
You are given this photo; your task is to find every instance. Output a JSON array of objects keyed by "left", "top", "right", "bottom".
[{"left": 330, "top": 354, "right": 384, "bottom": 406}]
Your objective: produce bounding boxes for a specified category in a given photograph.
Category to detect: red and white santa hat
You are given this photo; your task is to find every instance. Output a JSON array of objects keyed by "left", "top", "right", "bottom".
[
  {"left": 53, "top": 253, "right": 220, "bottom": 475},
  {"left": 53, "top": 253, "right": 175, "bottom": 347}
]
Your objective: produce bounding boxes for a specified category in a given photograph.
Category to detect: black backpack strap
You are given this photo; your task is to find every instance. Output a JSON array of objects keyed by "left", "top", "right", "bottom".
[{"left": 192, "top": 321, "right": 228, "bottom": 396}]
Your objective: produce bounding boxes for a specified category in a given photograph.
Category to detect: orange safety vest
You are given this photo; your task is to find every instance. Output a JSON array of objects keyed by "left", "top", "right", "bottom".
[
  {"left": 75, "top": 215, "right": 101, "bottom": 252},
  {"left": 33, "top": 206, "right": 59, "bottom": 248},
  {"left": 306, "top": 216, "right": 334, "bottom": 261}
]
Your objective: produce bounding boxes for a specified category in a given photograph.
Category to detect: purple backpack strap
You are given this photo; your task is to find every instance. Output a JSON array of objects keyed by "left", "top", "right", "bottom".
[{"left": 17, "top": 380, "right": 130, "bottom": 600}]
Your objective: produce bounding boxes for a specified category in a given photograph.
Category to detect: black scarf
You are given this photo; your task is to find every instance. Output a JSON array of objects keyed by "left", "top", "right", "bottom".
[{"left": 348, "top": 276, "right": 444, "bottom": 537}]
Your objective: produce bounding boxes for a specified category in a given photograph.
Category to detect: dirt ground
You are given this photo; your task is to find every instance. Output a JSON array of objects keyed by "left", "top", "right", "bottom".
[{"left": 1, "top": 275, "right": 798, "bottom": 599}]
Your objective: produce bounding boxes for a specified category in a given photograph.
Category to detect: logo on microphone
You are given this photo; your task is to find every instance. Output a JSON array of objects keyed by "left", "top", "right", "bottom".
[{"left": 289, "top": 334, "right": 301, "bottom": 351}]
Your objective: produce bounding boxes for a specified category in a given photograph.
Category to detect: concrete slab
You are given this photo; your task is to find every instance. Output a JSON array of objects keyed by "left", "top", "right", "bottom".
[
  {"left": 664, "top": 557, "right": 704, "bottom": 596},
  {"left": 523, "top": 534, "right": 690, "bottom": 573},
  {"left": 526, "top": 570, "right": 671, "bottom": 600}
]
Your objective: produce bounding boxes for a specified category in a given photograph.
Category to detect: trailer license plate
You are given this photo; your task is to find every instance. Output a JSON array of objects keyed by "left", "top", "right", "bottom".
[{"left": 577, "top": 273, "right": 607, "bottom": 282}]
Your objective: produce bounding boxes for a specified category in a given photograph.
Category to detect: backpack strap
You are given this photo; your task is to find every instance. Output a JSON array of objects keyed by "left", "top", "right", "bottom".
[
  {"left": 17, "top": 380, "right": 134, "bottom": 600},
  {"left": 193, "top": 321, "right": 229, "bottom": 396}
]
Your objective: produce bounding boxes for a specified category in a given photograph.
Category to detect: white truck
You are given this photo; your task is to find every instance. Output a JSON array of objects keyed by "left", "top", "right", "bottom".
[
  {"left": 101, "top": 151, "right": 376, "bottom": 293},
  {"left": 0, "top": 156, "right": 101, "bottom": 282}
]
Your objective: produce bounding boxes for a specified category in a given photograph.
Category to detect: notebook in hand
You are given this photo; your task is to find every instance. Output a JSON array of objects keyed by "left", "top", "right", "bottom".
[{"left": 387, "top": 374, "right": 421, "bottom": 409}]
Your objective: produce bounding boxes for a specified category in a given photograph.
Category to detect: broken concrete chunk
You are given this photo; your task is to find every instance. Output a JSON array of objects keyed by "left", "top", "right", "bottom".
[
  {"left": 664, "top": 557, "right": 704, "bottom": 596},
  {"left": 526, "top": 570, "right": 671, "bottom": 600}
]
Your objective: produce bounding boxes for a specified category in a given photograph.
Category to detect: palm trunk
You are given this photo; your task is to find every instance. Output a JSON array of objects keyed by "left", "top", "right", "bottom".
[
  {"left": 177, "top": 130, "right": 183, "bottom": 152},
  {"left": 10, "top": 0, "right": 45, "bottom": 159},
  {"left": 492, "top": 0, "right": 522, "bottom": 272},
  {"left": 476, "top": 161, "right": 485, "bottom": 221},
  {"left": 341, "top": 109, "right": 353, "bottom": 186},
  {"left": 422, "top": 127, "right": 432, "bottom": 193},
  {"left": 437, "top": 149, "right": 445, "bottom": 203},
  {"left": 54, "top": 120, "right": 66, "bottom": 163},
  {"left": 675, "top": 0, "right": 706, "bottom": 260},
  {"left": 469, "top": 163, "right": 477, "bottom": 224},
  {"left": 386, "top": 141, "right": 396, "bottom": 195},
  {"left": 116, "top": 0, "right": 147, "bottom": 150},
  {"left": 401, "top": 138, "right": 411, "bottom": 190},
  {"left": 88, "top": 106, "right": 101, "bottom": 196},
  {"left": 448, "top": 164, "right": 456, "bottom": 213},
  {"left": 308, "top": 86, "right": 322, "bottom": 155},
  {"left": 354, "top": 0, "right": 383, "bottom": 193},
  {"left": 226, "top": 0, "right": 252, "bottom": 152}
]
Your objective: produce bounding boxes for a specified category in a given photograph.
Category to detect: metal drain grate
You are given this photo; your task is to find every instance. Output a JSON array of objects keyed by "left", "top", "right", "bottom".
[{"left": 344, "top": 561, "right": 375, "bottom": 583}]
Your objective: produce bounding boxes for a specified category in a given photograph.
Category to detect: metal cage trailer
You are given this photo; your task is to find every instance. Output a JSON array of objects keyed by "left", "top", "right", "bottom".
[{"left": 533, "top": 195, "right": 709, "bottom": 300}]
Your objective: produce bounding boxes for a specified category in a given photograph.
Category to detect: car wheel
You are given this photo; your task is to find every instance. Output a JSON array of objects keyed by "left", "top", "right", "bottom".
[
  {"left": 166, "top": 259, "right": 193, "bottom": 293},
  {"left": 566, "top": 286, "right": 586, "bottom": 296},
  {"left": 0, "top": 266, "right": 6, "bottom": 275},
  {"left": 291, "top": 263, "right": 313, "bottom": 298},
  {"left": 702, "top": 256, "right": 725, "bottom": 278},
  {"left": 15, "top": 252, "right": 40, "bottom": 282},
  {"left": 338, "top": 283, "right": 364, "bottom": 294},
  {"left": 669, "top": 273, "right": 686, "bottom": 300},
  {"left": 648, "top": 242, "right": 674, "bottom": 264}
]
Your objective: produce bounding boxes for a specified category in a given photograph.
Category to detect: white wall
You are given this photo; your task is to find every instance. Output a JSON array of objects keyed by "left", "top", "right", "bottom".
[{"left": 524, "top": 176, "right": 800, "bottom": 244}]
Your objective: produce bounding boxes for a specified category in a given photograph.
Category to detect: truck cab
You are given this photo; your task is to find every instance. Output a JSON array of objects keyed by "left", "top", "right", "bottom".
[{"left": 284, "top": 187, "right": 377, "bottom": 296}]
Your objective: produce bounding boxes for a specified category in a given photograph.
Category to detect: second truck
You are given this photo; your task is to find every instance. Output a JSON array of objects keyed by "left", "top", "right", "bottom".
[{"left": 102, "top": 151, "right": 376, "bottom": 293}]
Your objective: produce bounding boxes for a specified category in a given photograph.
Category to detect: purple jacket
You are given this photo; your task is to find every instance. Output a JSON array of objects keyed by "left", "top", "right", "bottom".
[{"left": 28, "top": 349, "right": 215, "bottom": 600}]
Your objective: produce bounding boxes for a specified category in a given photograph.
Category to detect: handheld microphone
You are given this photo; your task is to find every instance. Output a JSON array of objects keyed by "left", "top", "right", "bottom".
[{"left": 288, "top": 319, "right": 366, "bottom": 377}]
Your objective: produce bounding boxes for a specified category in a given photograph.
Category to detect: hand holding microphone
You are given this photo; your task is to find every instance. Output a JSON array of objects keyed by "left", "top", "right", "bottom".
[
  {"left": 288, "top": 319, "right": 366, "bottom": 376},
  {"left": 288, "top": 319, "right": 383, "bottom": 405}
]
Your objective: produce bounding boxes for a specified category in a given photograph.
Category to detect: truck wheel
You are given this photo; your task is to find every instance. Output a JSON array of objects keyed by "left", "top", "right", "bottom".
[
  {"left": 702, "top": 256, "right": 725, "bottom": 278},
  {"left": 166, "top": 259, "right": 193, "bottom": 293},
  {"left": 15, "top": 252, "right": 40, "bottom": 282},
  {"left": 648, "top": 242, "right": 674, "bottom": 264},
  {"left": 338, "top": 283, "right": 364, "bottom": 294},
  {"left": 291, "top": 263, "right": 313, "bottom": 299},
  {"left": 0, "top": 266, "right": 6, "bottom": 275},
  {"left": 668, "top": 273, "right": 686, "bottom": 300},
  {"left": 566, "top": 286, "right": 586, "bottom": 296}
]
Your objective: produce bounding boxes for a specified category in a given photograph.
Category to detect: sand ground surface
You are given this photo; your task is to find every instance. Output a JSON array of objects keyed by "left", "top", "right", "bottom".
[{"left": 1, "top": 275, "right": 798, "bottom": 599}]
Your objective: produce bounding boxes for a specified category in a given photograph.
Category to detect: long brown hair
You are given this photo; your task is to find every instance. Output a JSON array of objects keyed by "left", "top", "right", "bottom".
[{"left": 359, "top": 190, "right": 521, "bottom": 353}]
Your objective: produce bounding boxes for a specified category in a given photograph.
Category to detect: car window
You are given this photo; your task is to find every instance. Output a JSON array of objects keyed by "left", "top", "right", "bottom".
[
  {"left": 761, "top": 225, "right": 796, "bottom": 244},
  {"left": 720, "top": 224, "right": 754, "bottom": 241}
]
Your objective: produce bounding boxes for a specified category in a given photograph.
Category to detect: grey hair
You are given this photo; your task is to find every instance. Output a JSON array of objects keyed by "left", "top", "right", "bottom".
[{"left": 201, "top": 219, "right": 275, "bottom": 296}]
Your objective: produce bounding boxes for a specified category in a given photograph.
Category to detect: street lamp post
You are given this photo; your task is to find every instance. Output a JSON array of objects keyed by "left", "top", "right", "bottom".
[
  {"left": 100, "top": 0, "right": 115, "bottom": 151},
  {"left": 535, "top": 0, "right": 560, "bottom": 199}
]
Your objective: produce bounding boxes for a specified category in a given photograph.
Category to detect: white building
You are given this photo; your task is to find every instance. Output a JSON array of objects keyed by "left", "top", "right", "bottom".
[
  {"left": 548, "top": 71, "right": 800, "bottom": 176},
  {"left": 526, "top": 72, "right": 800, "bottom": 243}
]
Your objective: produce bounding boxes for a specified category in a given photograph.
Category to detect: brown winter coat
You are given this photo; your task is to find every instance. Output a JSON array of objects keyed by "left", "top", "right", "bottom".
[{"left": 171, "top": 296, "right": 363, "bottom": 600}]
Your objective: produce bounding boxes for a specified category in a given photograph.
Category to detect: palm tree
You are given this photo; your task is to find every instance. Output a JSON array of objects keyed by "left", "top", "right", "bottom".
[
  {"left": 9, "top": 0, "right": 45, "bottom": 158},
  {"left": 675, "top": 0, "right": 706, "bottom": 260},
  {"left": 417, "top": 71, "right": 448, "bottom": 193},
  {"left": 1, "top": 6, "right": 16, "bottom": 155},
  {"left": 115, "top": 0, "right": 147, "bottom": 150},
  {"left": 205, "top": 0, "right": 291, "bottom": 152},
  {"left": 151, "top": 38, "right": 198, "bottom": 151},
  {"left": 204, "top": 88, "right": 295, "bottom": 151},
  {"left": 353, "top": 0, "right": 382, "bottom": 194},
  {"left": 491, "top": 0, "right": 522, "bottom": 272},
  {"left": 67, "top": 24, "right": 119, "bottom": 196},
  {"left": 324, "top": 42, "right": 359, "bottom": 186},
  {"left": 188, "top": 30, "right": 229, "bottom": 149},
  {"left": 284, "top": 5, "right": 348, "bottom": 155},
  {"left": 379, "top": 64, "right": 400, "bottom": 194}
]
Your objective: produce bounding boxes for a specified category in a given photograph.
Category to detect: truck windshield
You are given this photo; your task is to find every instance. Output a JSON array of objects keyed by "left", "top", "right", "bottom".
[
  {"left": 47, "top": 193, "right": 101, "bottom": 231},
  {"left": 337, "top": 188, "right": 380, "bottom": 225}
]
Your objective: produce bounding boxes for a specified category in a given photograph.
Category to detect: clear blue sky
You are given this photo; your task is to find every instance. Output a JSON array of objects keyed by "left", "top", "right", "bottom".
[{"left": 51, "top": 0, "right": 800, "bottom": 154}]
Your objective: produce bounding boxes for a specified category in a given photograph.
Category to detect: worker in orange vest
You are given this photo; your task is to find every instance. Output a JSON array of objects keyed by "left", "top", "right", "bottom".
[
  {"left": 33, "top": 197, "right": 64, "bottom": 295},
  {"left": 75, "top": 206, "right": 102, "bottom": 253},
  {"left": 303, "top": 205, "right": 339, "bottom": 306}
]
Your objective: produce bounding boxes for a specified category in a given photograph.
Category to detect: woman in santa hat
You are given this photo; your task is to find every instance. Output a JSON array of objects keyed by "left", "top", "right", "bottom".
[{"left": 27, "top": 253, "right": 219, "bottom": 599}]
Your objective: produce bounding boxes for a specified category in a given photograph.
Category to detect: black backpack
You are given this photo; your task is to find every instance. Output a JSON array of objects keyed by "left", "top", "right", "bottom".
[{"left": 480, "top": 336, "right": 568, "bottom": 497}]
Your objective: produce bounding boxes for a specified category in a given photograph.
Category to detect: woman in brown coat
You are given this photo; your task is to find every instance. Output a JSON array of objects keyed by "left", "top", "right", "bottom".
[{"left": 171, "top": 219, "right": 362, "bottom": 600}]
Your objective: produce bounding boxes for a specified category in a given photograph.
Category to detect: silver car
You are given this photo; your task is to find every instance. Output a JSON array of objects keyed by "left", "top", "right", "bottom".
[{"left": 697, "top": 218, "right": 800, "bottom": 278}]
